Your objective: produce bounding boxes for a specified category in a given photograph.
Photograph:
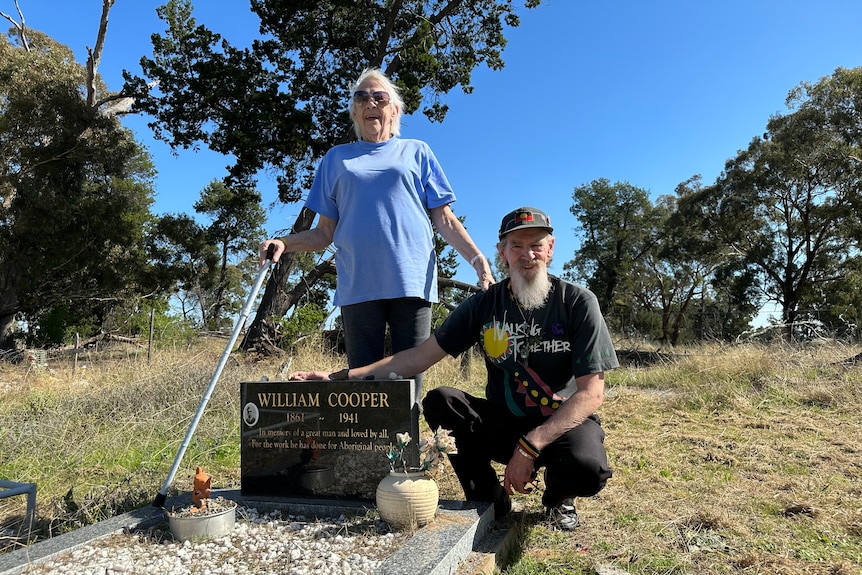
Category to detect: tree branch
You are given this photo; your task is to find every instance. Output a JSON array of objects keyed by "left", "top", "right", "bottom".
[
  {"left": 374, "top": 0, "right": 403, "bottom": 67},
  {"left": 384, "top": 0, "right": 463, "bottom": 79},
  {"left": 1, "top": 0, "right": 29, "bottom": 51},
  {"left": 86, "top": 0, "right": 116, "bottom": 108}
]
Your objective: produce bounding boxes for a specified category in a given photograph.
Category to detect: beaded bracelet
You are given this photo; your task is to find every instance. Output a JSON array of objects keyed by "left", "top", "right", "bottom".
[
  {"left": 517, "top": 436, "right": 541, "bottom": 460},
  {"left": 516, "top": 445, "right": 537, "bottom": 461}
]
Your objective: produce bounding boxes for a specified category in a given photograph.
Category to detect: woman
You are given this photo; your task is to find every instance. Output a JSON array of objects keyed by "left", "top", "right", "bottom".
[{"left": 260, "top": 68, "right": 493, "bottom": 384}]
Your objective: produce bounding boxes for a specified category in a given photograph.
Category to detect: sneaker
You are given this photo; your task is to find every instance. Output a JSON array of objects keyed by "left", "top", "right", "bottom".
[{"left": 546, "top": 498, "right": 579, "bottom": 530}]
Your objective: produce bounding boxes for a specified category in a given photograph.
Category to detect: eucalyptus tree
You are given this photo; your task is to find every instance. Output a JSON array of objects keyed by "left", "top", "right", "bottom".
[
  {"left": 627, "top": 195, "right": 699, "bottom": 345},
  {"left": 564, "top": 178, "right": 660, "bottom": 335},
  {"left": 123, "top": 0, "right": 541, "bottom": 350},
  {"left": 0, "top": 21, "right": 156, "bottom": 349},
  {"left": 644, "top": 178, "right": 754, "bottom": 345},
  {"left": 670, "top": 177, "right": 758, "bottom": 341},
  {"left": 678, "top": 67, "right": 862, "bottom": 341}
]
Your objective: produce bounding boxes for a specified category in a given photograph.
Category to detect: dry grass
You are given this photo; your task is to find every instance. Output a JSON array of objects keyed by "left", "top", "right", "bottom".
[
  {"left": 0, "top": 338, "right": 284, "bottom": 546},
  {"left": 1, "top": 338, "right": 861, "bottom": 574},
  {"left": 501, "top": 341, "right": 862, "bottom": 575}
]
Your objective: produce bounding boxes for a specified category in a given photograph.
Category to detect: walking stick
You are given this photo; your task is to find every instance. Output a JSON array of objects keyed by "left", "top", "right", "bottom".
[{"left": 152, "top": 245, "right": 276, "bottom": 508}]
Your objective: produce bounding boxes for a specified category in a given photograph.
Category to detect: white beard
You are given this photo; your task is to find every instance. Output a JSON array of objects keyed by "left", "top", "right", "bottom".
[{"left": 510, "top": 262, "right": 552, "bottom": 311}]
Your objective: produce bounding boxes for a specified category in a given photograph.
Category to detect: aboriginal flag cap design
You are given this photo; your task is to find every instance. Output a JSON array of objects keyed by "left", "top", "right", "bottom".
[{"left": 498, "top": 207, "right": 553, "bottom": 238}]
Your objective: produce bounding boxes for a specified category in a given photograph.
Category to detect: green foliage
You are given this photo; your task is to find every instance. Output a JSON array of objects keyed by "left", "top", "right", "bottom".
[
  {"left": 565, "top": 178, "right": 659, "bottom": 310},
  {"left": 810, "top": 267, "right": 862, "bottom": 340},
  {"left": 125, "top": 0, "right": 539, "bottom": 202},
  {"left": 435, "top": 213, "right": 471, "bottom": 314},
  {"left": 564, "top": 69, "right": 862, "bottom": 343},
  {"left": 145, "top": 179, "right": 266, "bottom": 331},
  {"left": 23, "top": 297, "right": 198, "bottom": 348},
  {"left": 0, "top": 27, "right": 159, "bottom": 350},
  {"left": 194, "top": 180, "right": 267, "bottom": 329},
  {"left": 430, "top": 302, "right": 452, "bottom": 330},
  {"left": 107, "top": 297, "right": 198, "bottom": 346},
  {"left": 677, "top": 67, "right": 862, "bottom": 342},
  {"left": 28, "top": 305, "right": 99, "bottom": 346},
  {"left": 564, "top": 178, "right": 718, "bottom": 344},
  {"left": 146, "top": 213, "right": 219, "bottom": 327},
  {"left": 275, "top": 303, "right": 327, "bottom": 351}
]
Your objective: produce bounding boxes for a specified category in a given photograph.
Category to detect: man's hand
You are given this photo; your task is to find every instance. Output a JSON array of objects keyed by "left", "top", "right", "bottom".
[
  {"left": 503, "top": 449, "right": 537, "bottom": 496},
  {"left": 288, "top": 370, "right": 330, "bottom": 380}
]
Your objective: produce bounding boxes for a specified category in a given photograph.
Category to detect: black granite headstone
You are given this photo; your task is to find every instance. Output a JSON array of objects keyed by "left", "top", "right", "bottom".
[{"left": 240, "top": 379, "right": 420, "bottom": 500}]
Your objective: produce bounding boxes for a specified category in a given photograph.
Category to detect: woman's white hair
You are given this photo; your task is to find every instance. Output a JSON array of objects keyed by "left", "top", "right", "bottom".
[{"left": 349, "top": 68, "right": 403, "bottom": 140}]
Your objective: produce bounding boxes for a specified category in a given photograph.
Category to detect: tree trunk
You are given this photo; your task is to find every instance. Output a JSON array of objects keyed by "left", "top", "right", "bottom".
[
  {"left": 438, "top": 277, "right": 482, "bottom": 300},
  {"left": 240, "top": 207, "right": 318, "bottom": 351},
  {"left": 0, "top": 261, "right": 21, "bottom": 351},
  {"left": 0, "top": 310, "right": 17, "bottom": 351},
  {"left": 240, "top": 255, "right": 336, "bottom": 354}
]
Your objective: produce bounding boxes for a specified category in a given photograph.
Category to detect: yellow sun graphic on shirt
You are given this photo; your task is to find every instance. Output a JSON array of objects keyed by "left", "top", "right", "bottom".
[{"left": 482, "top": 321, "right": 513, "bottom": 362}]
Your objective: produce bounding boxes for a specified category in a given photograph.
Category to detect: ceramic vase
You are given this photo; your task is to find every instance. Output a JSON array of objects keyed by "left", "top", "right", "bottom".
[{"left": 375, "top": 470, "right": 439, "bottom": 529}]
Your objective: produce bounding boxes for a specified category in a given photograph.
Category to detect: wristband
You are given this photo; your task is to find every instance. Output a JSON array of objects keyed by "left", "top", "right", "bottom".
[
  {"left": 516, "top": 445, "right": 537, "bottom": 461},
  {"left": 469, "top": 253, "right": 484, "bottom": 266},
  {"left": 517, "top": 436, "right": 541, "bottom": 460},
  {"left": 328, "top": 368, "right": 349, "bottom": 380}
]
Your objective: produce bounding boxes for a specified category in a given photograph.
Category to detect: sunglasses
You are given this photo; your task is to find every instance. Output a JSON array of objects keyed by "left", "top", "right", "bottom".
[{"left": 353, "top": 90, "right": 391, "bottom": 105}]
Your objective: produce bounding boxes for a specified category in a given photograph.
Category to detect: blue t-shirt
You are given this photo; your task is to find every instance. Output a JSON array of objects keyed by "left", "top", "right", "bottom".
[
  {"left": 306, "top": 138, "right": 456, "bottom": 306},
  {"left": 434, "top": 277, "right": 620, "bottom": 418}
]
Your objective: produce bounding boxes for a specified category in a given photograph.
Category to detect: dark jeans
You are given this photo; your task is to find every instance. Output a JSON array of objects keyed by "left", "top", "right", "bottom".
[
  {"left": 340, "top": 297, "right": 432, "bottom": 389},
  {"left": 422, "top": 386, "right": 612, "bottom": 507}
]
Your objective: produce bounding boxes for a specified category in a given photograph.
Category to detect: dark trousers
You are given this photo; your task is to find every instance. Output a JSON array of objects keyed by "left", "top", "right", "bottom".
[
  {"left": 422, "top": 386, "right": 612, "bottom": 507},
  {"left": 341, "top": 298, "right": 432, "bottom": 389}
]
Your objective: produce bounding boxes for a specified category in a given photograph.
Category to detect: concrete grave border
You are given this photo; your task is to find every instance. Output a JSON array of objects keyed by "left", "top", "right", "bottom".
[{"left": 0, "top": 489, "right": 498, "bottom": 575}]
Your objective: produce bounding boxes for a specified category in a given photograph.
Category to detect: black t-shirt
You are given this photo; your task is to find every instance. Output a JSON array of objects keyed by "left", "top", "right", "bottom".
[{"left": 435, "top": 276, "right": 619, "bottom": 417}]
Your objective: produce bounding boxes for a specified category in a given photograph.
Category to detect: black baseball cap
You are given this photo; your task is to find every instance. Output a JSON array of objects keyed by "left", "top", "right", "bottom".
[{"left": 498, "top": 207, "right": 554, "bottom": 238}]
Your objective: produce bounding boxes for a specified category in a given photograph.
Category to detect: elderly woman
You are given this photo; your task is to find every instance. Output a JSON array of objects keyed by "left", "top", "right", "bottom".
[{"left": 261, "top": 68, "right": 493, "bottom": 386}]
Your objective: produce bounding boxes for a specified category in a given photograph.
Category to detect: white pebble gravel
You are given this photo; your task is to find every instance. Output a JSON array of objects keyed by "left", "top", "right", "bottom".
[{"left": 24, "top": 507, "right": 407, "bottom": 575}]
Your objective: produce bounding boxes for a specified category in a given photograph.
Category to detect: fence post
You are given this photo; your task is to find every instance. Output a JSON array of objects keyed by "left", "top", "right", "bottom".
[
  {"left": 148, "top": 308, "right": 155, "bottom": 365},
  {"left": 73, "top": 333, "right": 80, "bottom": 378}
]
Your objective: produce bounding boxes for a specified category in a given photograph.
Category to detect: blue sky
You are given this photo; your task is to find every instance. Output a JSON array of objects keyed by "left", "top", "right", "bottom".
[{"left": 9, "top": 0, "right": 862, "bottom": 316}]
